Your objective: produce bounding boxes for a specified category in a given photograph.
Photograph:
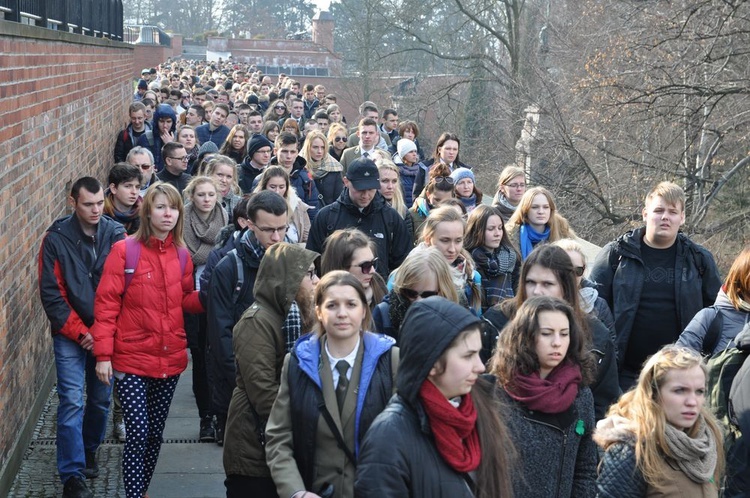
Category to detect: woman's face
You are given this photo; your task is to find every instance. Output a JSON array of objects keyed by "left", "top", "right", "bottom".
[
  {"left": 524, "top": 264, "right": 563, "bottom": 299},
  {"left": 658, "top": 366, "right": 706, "bottom": 431},
  {"left": 267, "top": 128, "right": 279, "bottom": 142},
  {"left": 379, "top": 169, "right": 398, "bottom": 201},
  {"left": 402, "top": 128, "right": 416, "bottom": 141},
  {"left": 316, "top": 284, "right": 366, "bottom": 342},
  {"left": 349, "top": 246, "right": 376, "bottom": 289},
  {"left": 502, "top": 175, "right": 526, "bottom": 205},
  {"left": 265, "top": 175, "right": 287, "bottom": 197},
  {"left": 400, "top": 272, "right": 439, "bottom": 302},
  {"left": 426, "top": 220, "right": 464, "bottom": 264},
  {"left": 213, "top": 163, "right": 234, "bottom": 197},
  {"left": 149, "top": 193, "right": 179, "bottom": 240},
  {"left": 438, "top": 139, "right": 459, "bottom": 164},
  {"left": 310, "top": 137, "right": 326, "bottom": 162},
  {"left": 192, "top": 182, "right": 218, "bottom": 214},
  {"left": 565, "top": 250, "right": 585, "bottom": 287},
  {"left": 274, "top": 103, "right": 287, "bottom": 116},
  {"left": 535, "top": 310, "right": 570, "bottom": 379},
  {"left": 328, "top": 108, "right": 341, "bottom": 122},
  {"left": 483, "top": 215, "right": 504, "bottom": 250},
  {"left": 428, "top": 329, "right": 485, "bottom": 399},
  {"left": 178, "top": 129, "right": 196, "bottom": 149},
  {"left": 527, "top": 193, "right": 551, "bottom": 229},
  {"left": 333, "top": 130, "right": 347, "bottom": 152},
  {"left": 231, "top": 130, "right": 246, "bottom": 151},
  {"left": 455, "top": 178, "right": 474, "bottom": 198}
]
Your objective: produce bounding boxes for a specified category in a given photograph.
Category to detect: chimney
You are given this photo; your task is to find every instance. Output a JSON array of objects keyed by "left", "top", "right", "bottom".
[{"left": 312, "top": 11, "right": 335, "bottom": 52}]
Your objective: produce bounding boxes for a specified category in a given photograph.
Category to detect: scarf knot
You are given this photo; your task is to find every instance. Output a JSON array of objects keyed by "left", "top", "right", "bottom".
[
  {"left": 664, "top": 420, "right": 718, "bottom": 484},
  {"left": 519, "top": 223, "right": 550, "bottom": 259},
  {"left": 419, "top": 379, "right": 481, "bottom": 473},
  {"left": 183, "top": 203, "right": 228, "bottom": 266},
  {"left": 506, "top": 361, "right": 582, "bottom": 413}
]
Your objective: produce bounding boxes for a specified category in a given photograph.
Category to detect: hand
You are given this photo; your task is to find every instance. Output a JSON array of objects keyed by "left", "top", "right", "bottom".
[
  {"left": 96, "top": 361, "right": 113, "bottom": 386},
  {"left": 79, "top": 333, "right": 94, "bottom": 351},
  {"left": 160, "top": 130, "right": 174, "bottom": 143}
]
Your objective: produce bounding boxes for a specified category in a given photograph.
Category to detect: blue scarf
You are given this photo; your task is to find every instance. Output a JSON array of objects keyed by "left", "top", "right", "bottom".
[{"left": 519, "top": 223, "right": 550, "bottom": 259}]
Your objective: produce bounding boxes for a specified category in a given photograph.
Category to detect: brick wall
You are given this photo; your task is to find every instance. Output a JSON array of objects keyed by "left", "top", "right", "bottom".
[{"left": 0, "top": 22, "right": 133, "bottom": 487}]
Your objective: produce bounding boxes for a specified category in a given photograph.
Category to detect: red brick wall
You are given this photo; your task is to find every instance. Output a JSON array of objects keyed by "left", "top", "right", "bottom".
[{"left": 0, "top": 22, "right": 133, "bottom": 482}]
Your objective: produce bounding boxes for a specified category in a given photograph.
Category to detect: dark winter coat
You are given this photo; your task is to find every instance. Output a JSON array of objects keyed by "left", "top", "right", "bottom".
[
  {"left": 727, "top": 325, "right": 750, "bottom": 497},
  {"left": 114, "top": 122, "right": 151, "bottom": 163},
  {"left": 498, "top": 386, "right": 597, "bottom": 498},
  {"left": 306, "top": 189, "right": 412, "bottom": 278},
  {"left": 677, "top": 289, "right": 750, "bottom": 355},
  {"left": 589, "top": 227, "right": 722, "bottom": 366},
  {"left": 195, "top": 122, "right": 230, "bottom": 148},
  {"left": 38, "top": 214, "right": 126, "bottom": 342}
]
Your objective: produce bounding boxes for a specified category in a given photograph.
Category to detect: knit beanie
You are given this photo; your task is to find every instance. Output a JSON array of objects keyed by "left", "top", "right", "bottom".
[
  {"left": 198, "top": 141, "right": 219, "bottom": 156},
  {"left": 397, "top": 139, "right": 418, "bottom": 159},
  {"left": 450, "top": 167, "right": 475, "bottom": 185},
  {"left": 247, "top": 134, "right": 273, "bottom": 157}
]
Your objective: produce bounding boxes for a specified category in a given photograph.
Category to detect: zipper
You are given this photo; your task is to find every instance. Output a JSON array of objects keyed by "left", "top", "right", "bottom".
[{"left": 522, "top": 415, "right": 566, "bottom": 498}]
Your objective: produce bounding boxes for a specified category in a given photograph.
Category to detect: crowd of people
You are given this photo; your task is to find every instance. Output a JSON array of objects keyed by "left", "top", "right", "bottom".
[{"left": 38, "top": 59, "right": 750, "bottom": 498}]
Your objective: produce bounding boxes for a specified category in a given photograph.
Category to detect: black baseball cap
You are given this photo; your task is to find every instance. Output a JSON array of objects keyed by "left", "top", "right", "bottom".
[{"left": 346, "top": 158, "right": 380, "bottom": 190}]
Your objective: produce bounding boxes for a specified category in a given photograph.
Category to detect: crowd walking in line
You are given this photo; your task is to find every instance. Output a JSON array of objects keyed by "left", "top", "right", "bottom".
[{"left": 37, "top": 59, "right": 749, "bottom": 498}]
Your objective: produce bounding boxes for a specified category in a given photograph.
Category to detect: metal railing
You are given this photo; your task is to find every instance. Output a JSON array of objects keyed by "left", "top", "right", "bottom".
[
  {"left": 124, "top": 25, "right": 171, "bottom": 47},
  {"left": 0, "top": 0, "right": 124, "bottom": 41}
]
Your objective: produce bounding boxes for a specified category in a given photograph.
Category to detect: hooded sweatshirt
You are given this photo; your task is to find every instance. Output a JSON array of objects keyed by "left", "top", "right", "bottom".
[
  {"left": 222, "top": 243, "right": 319, "bottom": 478},
  {"left": 137, "top": 103, "right": 177, "bottom": 172}
]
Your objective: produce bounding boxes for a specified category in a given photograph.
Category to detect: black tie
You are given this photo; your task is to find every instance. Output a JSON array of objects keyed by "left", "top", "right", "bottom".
[
  {"left": 335, "top": 360, "right": 349, "bottom": 413},
  {"left": 363, "top": 152, "right": 370, "bottom": 158}
]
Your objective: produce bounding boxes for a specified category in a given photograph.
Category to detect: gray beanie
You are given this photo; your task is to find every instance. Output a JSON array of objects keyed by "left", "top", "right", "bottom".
[{"left": 397, "top": 139, "right": 418, "bottom": 159}]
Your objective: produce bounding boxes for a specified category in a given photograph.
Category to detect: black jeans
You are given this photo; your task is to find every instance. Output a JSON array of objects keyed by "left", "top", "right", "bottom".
[
  {"left": 225, "top": 475, "right": 279, "bottom": 498},
  {"left": 185, "top": 312, "right": 211, "bottom": 419}
]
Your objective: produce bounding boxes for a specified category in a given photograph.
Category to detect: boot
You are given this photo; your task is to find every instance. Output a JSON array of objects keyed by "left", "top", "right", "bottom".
[
  {"left": 199, "top": 415, "right": 215, "bottom": 442},
  {"left": 63, "top": 476, "right": 93, "bottom": 498}
]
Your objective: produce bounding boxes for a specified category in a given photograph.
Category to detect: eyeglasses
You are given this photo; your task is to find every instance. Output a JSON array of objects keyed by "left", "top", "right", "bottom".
[
  {"left": 254, "top": 224, "right": 288, "bottom": 235},
  {"left": 433, "top": 176, "right": 454, "bottom": 185},
  {"left": 134, "top": 163, "right": 153, "bottom": 170},
  {"left": 169, "top": 156, "right": 189, "bottom": 162},
  {"left": 400, "top": 288, "right": 439, "bottom": 301},
  {"left": 352, "top": 258, "right": 378, "bottom": 273},
  {"left": 573, "top": 265, "right": 586, "bottom": 277},
  {"left": 306, "top": 269, "right": 317, "bottom": 281},
  {"left": 506, "top": 182, "right": 526, "bottom": 189},
  {"left": 274, "top": 105, "right": 286, "bottom": 110},
  {"left": 334, "top": 137, "right": 347, "bottom": 142}
]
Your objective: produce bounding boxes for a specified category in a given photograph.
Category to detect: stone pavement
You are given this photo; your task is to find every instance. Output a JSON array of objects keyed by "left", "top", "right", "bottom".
[{"left": 9, "top": 362, "right": 226, "bottom": 497}]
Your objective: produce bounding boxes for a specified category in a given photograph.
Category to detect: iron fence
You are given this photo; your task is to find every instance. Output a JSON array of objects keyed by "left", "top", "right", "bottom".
[{"left": 0, "top": 0, "right": 123, "bottom": 41}]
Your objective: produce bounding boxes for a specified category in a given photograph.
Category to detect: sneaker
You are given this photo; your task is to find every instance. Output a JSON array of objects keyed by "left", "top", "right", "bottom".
[
  {"left": 199, "top": 416, "right": 215, "bottom": 442},
  {"left": 215, "top": 422, "right": 225, "bottom": 446},
  {"left": 63, "top": 476, "right": 93, "bottom": 498},
  {"left": 113, "top": 420, "right": 126, "bottom": 443},
  {"left": 81, "top": 451, "right": 99, "bottom": 479}
]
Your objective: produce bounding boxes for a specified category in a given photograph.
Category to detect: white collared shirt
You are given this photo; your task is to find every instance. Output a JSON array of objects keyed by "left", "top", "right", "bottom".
[
  {"left": 326, "top": 337, "right": 361, "bottom": 385},
  {"left": 360, "top": 147, "right": 376, "bottom": 158}
]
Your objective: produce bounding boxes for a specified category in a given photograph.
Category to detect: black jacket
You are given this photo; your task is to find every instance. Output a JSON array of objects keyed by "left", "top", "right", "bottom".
[
  {"left": 306, "top": 189, "right": 412, "bottom": 278},
  {"left": 156, "top": 168, "right": 191, "bottom": 195},
  {"left": 113, "top": 123, "right": 150, "bottom": 163},
  {"left": 483, "top": 308, "right": 620, "bottom": 420},
  {"left": 355, "top": 297, "right": 485, "bottom": 498},
  {"left": 589, "top": 227, "right": 721, "bottom": 365},
  {"left": 727, "top": 326, "right": 750, "bottom": 497},
  {"left": 205, "top": 233, "right": 262, "bottom": 416},
  {"left": 38, "top": 214, "right": 126, "bottom": 341},
  {"left": 238, "top": 160, "right": 265, "bottom": 194}
]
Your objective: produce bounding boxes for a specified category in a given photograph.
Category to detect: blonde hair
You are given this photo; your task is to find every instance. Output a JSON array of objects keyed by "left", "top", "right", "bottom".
[
  {"left": 496, "top": 165, "right": 525, "bottom": 196},
  {"left": 645, "top": 181, "right": 685, "bottom": 212},
  {"left": 204, "top": 155, "right": 241, "bottom": 195},
  {"left": 327, "top": 122, "right": 348, "bottom": 144},
  {"left": 552, "top": 238, "right": 586, "bottom": 264},
  {"left": 300, "top": 130, "right": 328, "bottom": 165},
  {"left": 182, "top": 176, "right": 220, "bottom": 204},
  {"left": 508, "top": 186, "right": 575, "bottom": 241},
  {"left": 134, "top": 182, "right": 185, "bottom": 246},
  {"left": 376, "top": 159, "right": 407, "bottom": 217},
  {"left": 392, "top": 247, "right": 459, "bottom": 303},
  {"left": 597, "top": 345, "right": 724, "bottom": 490}
]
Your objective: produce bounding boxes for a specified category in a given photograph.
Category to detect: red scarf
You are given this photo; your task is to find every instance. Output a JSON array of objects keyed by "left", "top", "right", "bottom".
[
  {"left": 506, "top": 361, "right": 581, "bottom": 414},
  {"left": 419, "top": 380, "right": 481, "bottom": 473}
]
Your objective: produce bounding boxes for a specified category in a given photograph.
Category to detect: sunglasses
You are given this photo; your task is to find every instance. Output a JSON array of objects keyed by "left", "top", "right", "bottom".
[
  {"left": 274, "top": 105, "right": 286, "bottom": 110},
  {"left": 352, "top": 258, "right": 378, "bottom": 273},
  {"left": 400, "top": 288, "right": 439, "bottom": 300},
  {"left": 433, "top": 176, "right": 455, "bottom": 185},
  {"left": 574, "top": 265, "right": 586, "bottom": 277},
  {"left": 334, "top": 137, "right": 347, "bottom": 142}
]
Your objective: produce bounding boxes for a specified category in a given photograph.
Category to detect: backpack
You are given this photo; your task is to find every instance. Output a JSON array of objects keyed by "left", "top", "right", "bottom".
[
  {"left": 705, "top": 343, "right": 749, "bottom": 457},
  {"left": 701, "top": 306, "right": 724, "bottom": 357},
  {"left": 227, "top": 248, "right": 246, "bottom": 304},
  {"left": 123, "top": 236, "right": 189, "bottom": 292}
]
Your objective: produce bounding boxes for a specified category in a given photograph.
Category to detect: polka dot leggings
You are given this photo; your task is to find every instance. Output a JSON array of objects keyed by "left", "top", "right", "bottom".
[{"left": 116, "top": 374, "right": 179, "bottom": 498}]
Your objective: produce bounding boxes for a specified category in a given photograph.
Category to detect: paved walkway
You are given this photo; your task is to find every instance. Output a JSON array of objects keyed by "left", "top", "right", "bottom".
[{"left": 9, "top": 362, "right": 226, "bottom": 497}]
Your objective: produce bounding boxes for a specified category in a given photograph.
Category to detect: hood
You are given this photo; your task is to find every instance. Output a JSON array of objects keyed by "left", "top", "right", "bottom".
[
  {"left": 593, "top": 414, "right": 636, "bottom": 449},
  {"left": 153, "top": 104, "right": 177, "bottom": 134},
  {"left": 396, "top": 296, "right": 483, "bottom": 406},
  {"left": 252, "top": 242, "right": 319, "bottom": 317},
  {"left": 337, "top": 187, "right": 387, "bottom": 215},
  {"left": 613, "top": 226, "right": 646, "bottom": 260}
]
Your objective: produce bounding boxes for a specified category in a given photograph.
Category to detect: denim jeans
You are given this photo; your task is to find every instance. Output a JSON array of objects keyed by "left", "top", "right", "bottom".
[{"left": 53, "top": 334, "right": 112, "bottom": 483}]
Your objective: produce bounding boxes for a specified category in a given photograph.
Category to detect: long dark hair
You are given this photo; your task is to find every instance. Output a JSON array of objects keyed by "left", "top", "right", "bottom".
[
  {"left": 432, "top": 132, "right": 461, "bottom": 165},
  {"left": 464, "top": 205, "right": 519, "bottom": 257}
]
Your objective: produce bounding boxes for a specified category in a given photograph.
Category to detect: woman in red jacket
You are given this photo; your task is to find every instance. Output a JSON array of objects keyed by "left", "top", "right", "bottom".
[{"left": 93, "top": 182, "right": 203, "bottom": 498}]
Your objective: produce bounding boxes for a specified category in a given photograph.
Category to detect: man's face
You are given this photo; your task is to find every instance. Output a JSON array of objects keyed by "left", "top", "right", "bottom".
[
  {"left": 276, "top": 144, "right": 299, "bottom": 170},
  {"left": 260, "top": 84, "right": 270, "bottom": 95},
  {"left": 193, "top": 94, "right": 206, "bottom": 105},
  {"left": 383, "top": 113, "right": 399, "bottom": 131},
  {"left": 71, "top": 187, "right": 104, "bottom": 232},
  {"left": 238, "top": 109, "right": 250, "bottom": 125},
  {"left": 359, "top": 125, "right": 378, "bottom": 149},
  {"left": 252, "top": 146, "right": 272, "bottom": 167},
  {"left": 165, "top": 147, "right": 188, "bottom": 172},
  {"left": 316, "top": 88, "right": 326, "bottom": 100},
  {"left": 142, "top": 72, "right": 151, "bottom": 82},
  {"left": 128, "top": 153, "right": 153, "bottom": 187},
  {"left": 158, "top": 118, "right": 173, "bottom": 135},
  {"left": 210, "top": 108, "right": 228, "bottom": 128},
  {"left": 304, "top": 90, "right": 315, "bottom": 102},
  {"left": 185, "top": 108, "right": 202, "bottom": 126},
  {"left": 217, "top": 94, "right": 229, "bottom": 104},
  {"left": 144, "top": 105, "right": 154, "bottom": 121},
  {"left": 170, "top": 76, "right": 180, "bottom": 89},
  {"left": 317, "top": 118, "right": 329, "bottom": 133},
  {"left": 110, "top": 179, "right": 141, "bottom": 210},
  {"left": 248, "top": 115, "right": 263, "bottom": 134},
  {"left": 643, "top": 195, "right": 685, "bottom": 247},
  {"left": 347, "top": 182, "right": 376, "bottom": 209},
  {"left": 249, "top": 209, "right": 288, "bottom": 249},
  {"left": 292, "top": 83, "right": 300, "bottom": 93},
  {"left": 364, "top": 110, "right": 379, "bottom": 121},
  {"left": 130, "top": 110, "right": 146, "bottom": 132},
  {"left": 291, "top": 101, "right": 304, "bottom": 118}
]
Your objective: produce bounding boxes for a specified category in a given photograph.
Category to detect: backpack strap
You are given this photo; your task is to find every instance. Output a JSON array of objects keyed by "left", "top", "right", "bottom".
[
  {"left": 229, "top": 248, "right": 245, "bottom": 304},
  {"left": 390, "top": 346, "right": 399, "bottom": 389},
  {"left": 123, "top": 237, "right": 142, "bottom": 293},
  {"left": 702, "top": 306, "right": 723, "bottom": 357},
  {"left": 176, "top": 246, "right": 189, "bottom": 277}
]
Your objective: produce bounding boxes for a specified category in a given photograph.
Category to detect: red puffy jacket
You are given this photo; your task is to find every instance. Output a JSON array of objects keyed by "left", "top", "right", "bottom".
[{"left": 92, "top": 234, "right": 203, "bottom": 378}]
